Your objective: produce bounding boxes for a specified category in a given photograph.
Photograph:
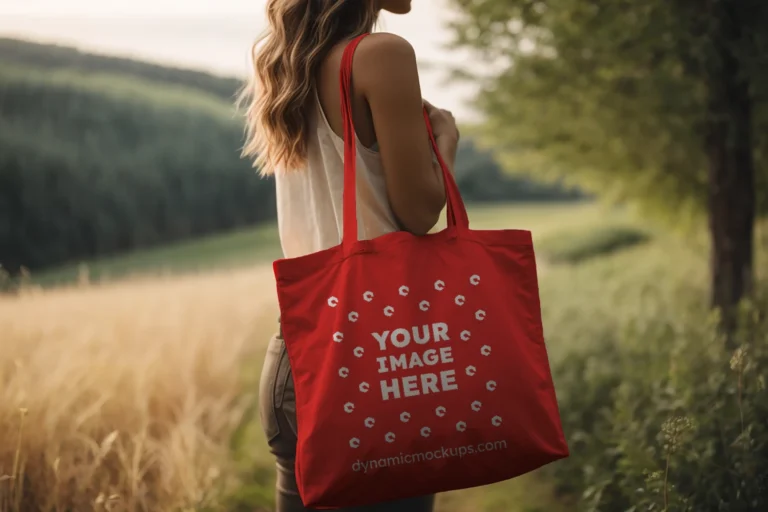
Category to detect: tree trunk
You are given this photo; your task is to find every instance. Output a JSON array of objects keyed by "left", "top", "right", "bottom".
[{"left": 706, "top": 2, "right": 755, "bottom": 343}]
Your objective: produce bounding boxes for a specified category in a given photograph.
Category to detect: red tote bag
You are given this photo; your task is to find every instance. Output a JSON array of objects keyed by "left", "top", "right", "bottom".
[{"left": 273, "top": 33, "right": 569, "bottom": 509}]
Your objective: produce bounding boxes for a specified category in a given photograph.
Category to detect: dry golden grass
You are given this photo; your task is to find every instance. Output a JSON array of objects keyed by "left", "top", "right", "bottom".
[
  {"left": 0, "top": 266, "right": 278, "bottom": 512},
  {"left": 0, "top": 254, "right": 570, "bottom": 512}
]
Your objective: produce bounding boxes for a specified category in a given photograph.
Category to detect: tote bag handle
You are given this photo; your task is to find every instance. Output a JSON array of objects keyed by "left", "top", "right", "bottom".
[{"left": 339, "top": 33, "right": 470, "bottom": 249}]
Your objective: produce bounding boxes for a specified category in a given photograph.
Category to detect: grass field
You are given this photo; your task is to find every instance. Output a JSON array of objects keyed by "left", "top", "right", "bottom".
[
  {"left": 27, "top": 225, "right": 283, "bottom": 288},
  {"left": 29, "top": 201, "right": 630, "bottom": 288},
  {"left": 1, "top": 201, "right": 714, "bottom": 512}
]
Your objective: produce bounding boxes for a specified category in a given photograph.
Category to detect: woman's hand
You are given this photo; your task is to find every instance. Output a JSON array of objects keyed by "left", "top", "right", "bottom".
[
  {"left": 423, "top": 99, "right": 460, "bottom": 143},
  {"left": 423, "top": 99, "right": 459, "bottom": 174}
]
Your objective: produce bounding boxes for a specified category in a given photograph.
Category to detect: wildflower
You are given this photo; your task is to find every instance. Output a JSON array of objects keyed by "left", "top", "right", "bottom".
[
  {"left": 729, "top": 346, "right": 749, "bottom": 372},
  {"left": 644, "top": 470, "right": 662, "bottom": 483},
  {"left": 661, "top": 416, "right": 696, "bottom": 453}
]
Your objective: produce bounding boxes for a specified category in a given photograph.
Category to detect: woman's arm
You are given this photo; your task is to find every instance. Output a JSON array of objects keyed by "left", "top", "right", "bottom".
[{"left": 356, "top": 33, "right": 459, "bottom": 235}]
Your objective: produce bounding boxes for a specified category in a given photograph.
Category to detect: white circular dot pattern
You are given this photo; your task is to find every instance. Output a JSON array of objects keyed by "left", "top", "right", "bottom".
[{"left": 337, "top": 273, "right": 503, "bottom": 450}]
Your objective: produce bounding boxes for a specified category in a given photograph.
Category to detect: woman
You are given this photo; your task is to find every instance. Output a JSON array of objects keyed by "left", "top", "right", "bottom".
[{"left": 240, "top": 1, "right": 460, "bottom": 510}]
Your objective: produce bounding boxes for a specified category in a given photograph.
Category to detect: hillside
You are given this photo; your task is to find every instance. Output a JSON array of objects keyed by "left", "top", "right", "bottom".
[
  {"left": 0, "top": 37, "right": 242, "bottom": 100},
  {"left": 0, "top": 38, "right": 580, "bottom": 275},
  {"left": 0, "top": 44, "right": 273, "bottom": 274}
]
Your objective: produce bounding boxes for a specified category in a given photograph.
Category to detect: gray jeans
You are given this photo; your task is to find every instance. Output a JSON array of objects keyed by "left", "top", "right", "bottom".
[{"left": 259, "top": 325, "right": 436, "bottom": 511}]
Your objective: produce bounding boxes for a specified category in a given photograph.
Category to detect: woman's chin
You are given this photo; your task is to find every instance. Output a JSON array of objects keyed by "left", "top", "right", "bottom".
[{"left": 382, "top": 0, "right": 412, "bottom": 15}]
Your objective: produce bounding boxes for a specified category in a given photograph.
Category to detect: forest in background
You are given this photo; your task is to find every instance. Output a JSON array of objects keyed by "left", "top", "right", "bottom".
[{"left": 0, "top": 37, "right": 581, "bottom": 275}]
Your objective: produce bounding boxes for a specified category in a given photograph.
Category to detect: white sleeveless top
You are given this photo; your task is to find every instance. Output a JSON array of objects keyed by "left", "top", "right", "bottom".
[{"left": 275, "top": 92, "right": 400, "bottom": 259}]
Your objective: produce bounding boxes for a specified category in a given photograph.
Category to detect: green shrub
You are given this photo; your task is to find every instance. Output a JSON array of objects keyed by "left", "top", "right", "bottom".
[
  {"left": 538, "top": 224, "right": 651, "bottom": 264},
  {"left": 551, "top": 288, "right": 768, "bottom": 511},
  {"left": 528, "top": 233, "right": 768, "bottom": 511}
]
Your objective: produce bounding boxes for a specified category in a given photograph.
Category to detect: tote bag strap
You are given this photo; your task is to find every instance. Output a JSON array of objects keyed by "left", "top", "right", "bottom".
[{"left": 339, "top": 33, "right": 469, "bottom": 249}]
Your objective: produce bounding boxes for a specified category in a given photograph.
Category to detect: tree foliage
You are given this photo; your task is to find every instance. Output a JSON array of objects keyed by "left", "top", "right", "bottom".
[{"left": 447, "top": 0, "right": 768, "bottom": 223}]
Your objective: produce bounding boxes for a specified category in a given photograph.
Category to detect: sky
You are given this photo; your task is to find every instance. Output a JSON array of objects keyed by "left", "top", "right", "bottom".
[{"left": 0, "top": 0, "right": 480, "bottom": 121}]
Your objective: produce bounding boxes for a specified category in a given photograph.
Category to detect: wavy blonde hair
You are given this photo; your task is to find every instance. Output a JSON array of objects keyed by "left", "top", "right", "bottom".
[{"left": 239, "top": 0, "right": 379, "bottom": 176}]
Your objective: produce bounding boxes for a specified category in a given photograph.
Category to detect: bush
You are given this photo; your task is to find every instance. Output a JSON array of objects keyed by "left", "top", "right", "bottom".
[
  {"left": 529, "top": 234, "right": 768, "bottom": 510},
  {"left": 537, "top": 224, "right": 651, "bottom": 264},
  {"left": 551, "top": 288, "right": 768, "bottom": 511}
]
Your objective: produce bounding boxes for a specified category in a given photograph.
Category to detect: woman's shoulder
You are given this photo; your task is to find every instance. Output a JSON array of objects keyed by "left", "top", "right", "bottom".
[
  {"left": 356, "top": 32, "right": 416, "bottom": 62},
  {"left": 353, "top": 32, "right": 419, "bottom": 92},
  {"left": 323, "top": 32, "right": 416, "bottom": 88}
]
